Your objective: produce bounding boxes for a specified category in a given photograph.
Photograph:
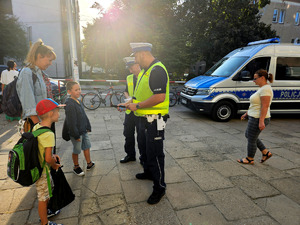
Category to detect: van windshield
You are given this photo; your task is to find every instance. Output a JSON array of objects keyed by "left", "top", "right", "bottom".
[{"left": 205, "top": 56, "right": 249, "bottom": 77}]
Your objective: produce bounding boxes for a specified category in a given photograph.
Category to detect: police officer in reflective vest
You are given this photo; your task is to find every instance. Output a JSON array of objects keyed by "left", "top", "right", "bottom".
[
  {"left": 126, "top": 43, "right": 169, "bottom": 204},
  {"left": 120, "top": 57, "right": 145, "bottom": 164}
]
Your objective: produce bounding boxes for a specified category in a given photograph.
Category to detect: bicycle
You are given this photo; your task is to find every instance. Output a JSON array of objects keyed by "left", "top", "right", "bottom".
[
  {"left": 82, "top": 84, "right": 125, "bottom": 110},
  {"left": 53, "top": 89, "right": 68, "bottom": 104},
  {"left": 169, "top": 86, "right": 182, "bottom": 107}
]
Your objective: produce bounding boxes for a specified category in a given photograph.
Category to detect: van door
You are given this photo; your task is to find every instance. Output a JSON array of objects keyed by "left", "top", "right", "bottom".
[
  {"left": 272, "top": 57, "right": 300, "bottom": 112},
  {"left": 233, "top": 57, "right": 271, "bottom": 112}
]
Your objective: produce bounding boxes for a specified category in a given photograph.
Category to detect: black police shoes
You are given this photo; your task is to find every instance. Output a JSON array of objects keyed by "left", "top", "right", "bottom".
[
  {"left": 120, "top": 155, "right": 136, "bottom": 163},
  {"left": 135, "top": 172, "right": 153, "bottom": 180},
  {"left": 147, "top": 189, "right": 166, "bottom": 204}
]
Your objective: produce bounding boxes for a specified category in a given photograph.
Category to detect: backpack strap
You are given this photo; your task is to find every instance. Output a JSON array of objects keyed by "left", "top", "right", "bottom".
[
  {"left": 32, "top": 71, "right": 37, "bottom": 85},
  {"left": 45, "top": 167, "right": 53, "bottom": 198},
  {"left": 32, "top": 126, "right": 53, "bottom": 137}
]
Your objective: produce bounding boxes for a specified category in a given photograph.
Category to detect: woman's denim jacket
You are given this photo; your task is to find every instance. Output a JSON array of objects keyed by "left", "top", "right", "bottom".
[{"left": 16, "top": 66, "right": 48, "bottom": 119}]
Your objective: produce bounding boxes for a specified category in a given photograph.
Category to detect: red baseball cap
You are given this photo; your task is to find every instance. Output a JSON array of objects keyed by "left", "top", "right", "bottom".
[{"left": 36, "top": 98, "right": 65, "bottom": 116}]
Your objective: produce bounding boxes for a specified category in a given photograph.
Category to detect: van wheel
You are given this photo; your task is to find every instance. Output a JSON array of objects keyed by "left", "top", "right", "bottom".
[{"left": 212, "top": 101, "right": 235, "bottom": 122}]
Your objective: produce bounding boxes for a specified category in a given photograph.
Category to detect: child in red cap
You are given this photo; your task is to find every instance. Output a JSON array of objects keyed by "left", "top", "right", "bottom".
[{"left": 34, "top": 98, "right": 64, "bottom": 225}]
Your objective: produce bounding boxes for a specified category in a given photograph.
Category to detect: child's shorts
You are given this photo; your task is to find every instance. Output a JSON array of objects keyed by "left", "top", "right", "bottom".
[
  {"left": 36, "top": 173, "right": 53, "bottom": 202},
  {"left": 70, "top": 133, "right": 91, "bottom": 154}
]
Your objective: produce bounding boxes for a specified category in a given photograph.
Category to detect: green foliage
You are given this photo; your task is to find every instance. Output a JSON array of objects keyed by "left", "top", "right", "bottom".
[
  {"left": 82, "top": 0, "right": 276, "bottom": 79},
  {"left": 0, "top": 10, "right": 28, "bottom": 64},
  {"left": 181, "top": 0, "right": 276, "bottom": 68},
  {"left": 82, "top": 0, "right": 190, "bottom": 78}
]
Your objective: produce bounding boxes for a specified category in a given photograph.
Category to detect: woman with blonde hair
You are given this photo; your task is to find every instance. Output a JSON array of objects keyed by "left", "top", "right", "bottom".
[
  {"left": 238, "top": 69, "right": 274, "bottom": 164},
  {"left": 17, "top": 39, "right": 62, "bottom": 224},
  {"left": 17, "top": 39, "right": 56, "bottom": 127}
]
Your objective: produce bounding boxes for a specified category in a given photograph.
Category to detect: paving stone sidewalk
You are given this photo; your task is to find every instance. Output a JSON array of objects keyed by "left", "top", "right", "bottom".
[{"left": 0, "top": 105, "right": 299, "bottom": 225}]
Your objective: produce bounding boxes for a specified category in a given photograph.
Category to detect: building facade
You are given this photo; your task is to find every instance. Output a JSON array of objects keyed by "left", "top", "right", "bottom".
[
  {"left": 0, "top": 0, "right": 81, "bottom": 79},
  {"left": 260, "top": 0, "right": 300, "bottom": 43}
]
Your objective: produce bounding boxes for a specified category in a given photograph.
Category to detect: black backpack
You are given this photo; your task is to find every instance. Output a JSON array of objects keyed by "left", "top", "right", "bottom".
[
  {"left": 1, "top": 70, "right": 37, "bottom": 117},
  {"left": 7, "top": 127, "right": 52, "bottom": 186}
]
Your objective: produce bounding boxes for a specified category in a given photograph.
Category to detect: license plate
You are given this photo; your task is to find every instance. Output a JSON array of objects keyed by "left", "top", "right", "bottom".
[{"left": 181, "top": 98, "right": 187, "bottom": 104}]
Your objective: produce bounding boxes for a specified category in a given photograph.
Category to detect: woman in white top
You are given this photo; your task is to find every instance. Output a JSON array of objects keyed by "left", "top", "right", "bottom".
[
  {"left": 1, "top": 60, "right": 19, "bottom": 93},
  {"left": 0, "top": 60, "right": 20, "bottom": 121},
  {"left": 238, "top": 69, "right": 274, "bottom": 164}
]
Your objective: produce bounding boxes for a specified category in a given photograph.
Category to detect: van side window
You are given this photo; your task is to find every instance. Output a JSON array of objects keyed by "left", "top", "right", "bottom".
[
  {"left": 239, "top": 57, "right": 271, "bottom": 79},
  {"left": 276, "top": 57, "right": 300, "bottom": 80}
]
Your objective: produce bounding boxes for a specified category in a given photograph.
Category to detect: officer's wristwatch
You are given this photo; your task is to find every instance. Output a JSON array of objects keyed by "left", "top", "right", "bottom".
[{"left": 136, "top": 103, "right": 140, "bottom": 109}]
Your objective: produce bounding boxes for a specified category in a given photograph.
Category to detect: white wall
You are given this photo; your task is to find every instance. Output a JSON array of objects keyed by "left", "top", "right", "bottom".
[{"left": 11, "top": 0, "right": 65, "bottom": 78}]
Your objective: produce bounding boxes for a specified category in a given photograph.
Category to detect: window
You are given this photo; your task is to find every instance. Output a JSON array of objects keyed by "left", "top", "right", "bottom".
[
  {"left": 279, "top": 10, "right": 285, "bottom": 23},
  {"left": 295, "top": 12, "right": 300, "bottom": 26},
  {"left": 239, "top": 57, "right": 271, "bottom": 79},
  {"left": 276, "top": 57, "right": 300, "bottom": 80},
  {"left": 205, "top": 57, "right": 249, "bottom": 77},
  {"left": 273, "top": 9, "right": 278, "bottom": 23}
]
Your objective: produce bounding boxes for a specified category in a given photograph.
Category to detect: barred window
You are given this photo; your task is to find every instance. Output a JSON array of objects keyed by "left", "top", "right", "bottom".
[
  {"left": 279, "top": 10, "right": 285, "bottom": 24},
  {"left": 273, "top": 9, "right": 278, "bottom": 23}
]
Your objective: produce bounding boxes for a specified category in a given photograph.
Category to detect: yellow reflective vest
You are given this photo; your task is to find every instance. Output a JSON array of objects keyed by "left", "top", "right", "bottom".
[
  {"left": 133, "top": 61, "right": 169, "bottom": 116},
  {"left": 125, "top": 74, "right": 134, "bottom": 114}
]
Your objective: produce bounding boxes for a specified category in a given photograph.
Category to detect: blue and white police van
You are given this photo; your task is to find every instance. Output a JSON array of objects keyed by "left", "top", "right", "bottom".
[{"left": 180, "top": 38, "right": 300, "bottom": 122}]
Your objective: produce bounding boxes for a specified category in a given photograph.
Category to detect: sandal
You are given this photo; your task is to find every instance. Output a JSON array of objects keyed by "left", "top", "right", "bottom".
[
  {"left": 261, "top": 151, "right": 272, "bottom": 163},
  {"left": 237, "top": 157, "right": 254, "bottom": 164}
]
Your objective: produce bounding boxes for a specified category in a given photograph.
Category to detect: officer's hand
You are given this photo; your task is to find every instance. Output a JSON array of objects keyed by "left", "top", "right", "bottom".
[
  {"left": 127, "top": 103, "right": 138, "bottom": 111},
  {"left": 117, "top": 103, "right": 127, "bottom": 112}
]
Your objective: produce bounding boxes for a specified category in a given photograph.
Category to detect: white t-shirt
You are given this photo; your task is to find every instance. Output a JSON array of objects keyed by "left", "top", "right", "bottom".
[
  {"left": 0, "top": 69, "right": 19, "bottom": 85},
  {"left": 248, "top": 84, "right": 273, "bottom": 118}
]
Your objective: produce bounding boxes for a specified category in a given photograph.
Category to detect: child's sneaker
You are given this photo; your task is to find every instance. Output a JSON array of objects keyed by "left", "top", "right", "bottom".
[
  {"left": 73, "top": 166, "right": 85, "bottom": 176},
  {"left": 47, "top": 209, "right": 61, "bottom": 218},
  {"left": 87, "top": 161, "right": 95, "bottom": 171},
  {"left": 48, "top": 221, "right": 63, "bottom": 225}
]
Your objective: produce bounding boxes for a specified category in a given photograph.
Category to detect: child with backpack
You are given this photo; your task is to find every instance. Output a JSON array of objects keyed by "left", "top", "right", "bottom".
[
  {"left": 34, "top": 98, "right": 64, "bottom": 225},
  {"left": 64, "top": 81, "right": 95, "bottom": 176}
]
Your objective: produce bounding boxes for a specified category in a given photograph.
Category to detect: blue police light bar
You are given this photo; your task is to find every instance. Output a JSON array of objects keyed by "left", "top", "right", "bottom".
[{"left": 247, "top": 38, "right": 280, "bottom": 46}]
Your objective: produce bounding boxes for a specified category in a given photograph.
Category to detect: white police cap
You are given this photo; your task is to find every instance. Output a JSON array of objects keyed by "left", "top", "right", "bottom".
[
  {"left": 123, "top": 57, "right": 136, "bottom": 68},
  {"left": 130, "top": 43, "right": 152, "bottom": 53}
]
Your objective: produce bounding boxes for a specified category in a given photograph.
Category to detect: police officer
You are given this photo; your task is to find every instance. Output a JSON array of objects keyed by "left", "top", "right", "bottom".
[
  {"left": 126, "top": 43, "right": 169, "bottom": 204},
  {"left": 120, "top": 57, "right": 145, "bottom": 164}
]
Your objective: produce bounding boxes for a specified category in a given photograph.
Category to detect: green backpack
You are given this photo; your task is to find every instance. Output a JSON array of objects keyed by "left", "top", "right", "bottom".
[{"left": 7, "top": 127, "right": 52, "bottom": 186}]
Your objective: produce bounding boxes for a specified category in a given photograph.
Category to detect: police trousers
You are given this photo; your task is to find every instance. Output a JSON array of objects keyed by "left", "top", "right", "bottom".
[
  {"left": 138, "top": 117, "right": 166, "bottom": 192},
  {"left": 123, "top": 112, "right": 144, "bottom": 159}
]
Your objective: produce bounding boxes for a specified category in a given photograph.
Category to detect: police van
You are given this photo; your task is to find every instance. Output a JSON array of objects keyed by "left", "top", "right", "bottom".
[{"left": 180, "top": 38, "right": 300, "bottom": 122}]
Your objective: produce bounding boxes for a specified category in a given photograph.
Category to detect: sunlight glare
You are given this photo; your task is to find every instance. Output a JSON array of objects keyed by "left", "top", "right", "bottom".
[{"left": 99, "top": 0, "right": 114, "bottom": 11}]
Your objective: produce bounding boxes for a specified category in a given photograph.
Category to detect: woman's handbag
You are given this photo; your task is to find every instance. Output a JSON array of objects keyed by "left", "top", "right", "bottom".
[
  {"left": 23, "top": 118, "right": 35, "bottom": 133},
  {"left": 48, "top": 167, "right": 75, "bottom": 211}
]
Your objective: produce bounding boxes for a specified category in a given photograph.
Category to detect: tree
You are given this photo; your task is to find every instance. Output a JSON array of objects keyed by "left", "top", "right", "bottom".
[
  {"left": 181, "top": 0, "right": 276, "bottom": 68},
  {"left": 81, "top": 0, "right": 190, "bottom": 79},
  {"left": 0, "top": 9, "right": 28, "bottom": 64}
]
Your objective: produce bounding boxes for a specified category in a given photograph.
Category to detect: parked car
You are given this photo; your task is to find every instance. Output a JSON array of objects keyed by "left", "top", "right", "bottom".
[
  {"left": 50, "top": 78, "right": 66, "bottom": 94},
  {"left": 181, "top": 38, "right": 300, "bottom": 122}
]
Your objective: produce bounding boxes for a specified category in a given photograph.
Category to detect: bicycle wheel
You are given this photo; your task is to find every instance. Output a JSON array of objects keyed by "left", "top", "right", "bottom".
[
  {"left": 82, "top": 92, "right": 101, "bottom": 110},
  {"left": 59, "top": 93, "right": 68, "bottom": 104},
  {"left": 169, "top": 92, "right": 177, "bottom": 107},
  {"left": 119, "top": 93, "right": 126, "bottom": 103},
  {"left": 110, "top": 92, "right": 125, "bottom": 106}
]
